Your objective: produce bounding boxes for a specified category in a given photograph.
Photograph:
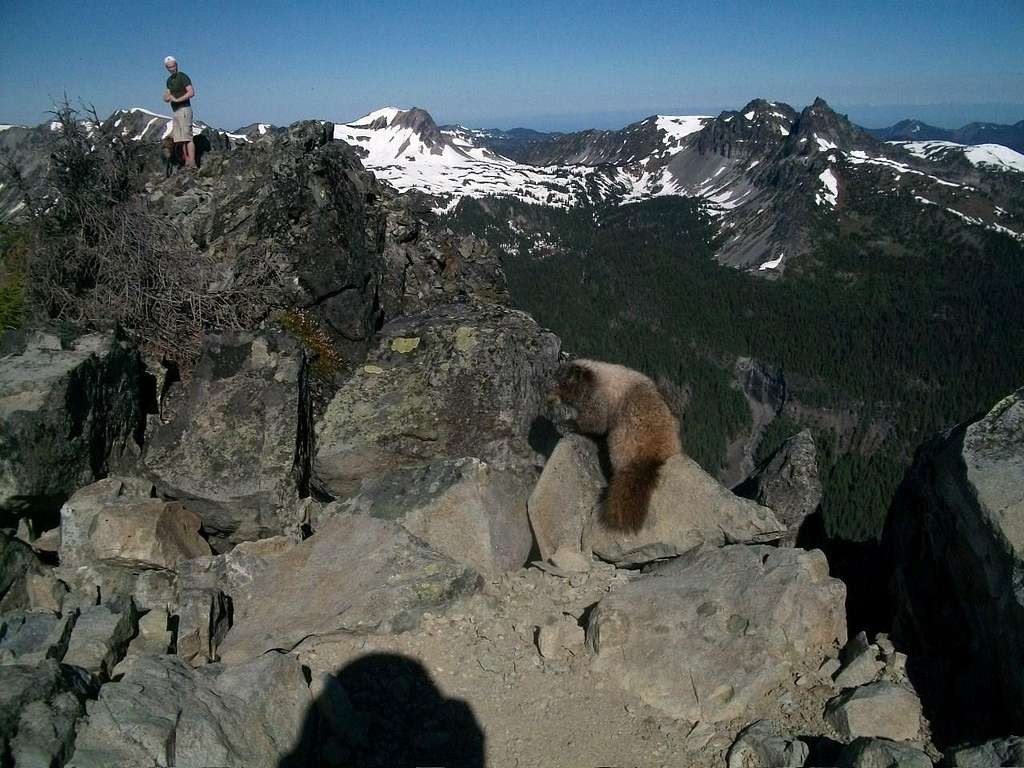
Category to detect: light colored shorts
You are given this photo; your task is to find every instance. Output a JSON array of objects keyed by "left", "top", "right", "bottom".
[{"left": 172, "top": 107, "right": 193, "bottom": 142}]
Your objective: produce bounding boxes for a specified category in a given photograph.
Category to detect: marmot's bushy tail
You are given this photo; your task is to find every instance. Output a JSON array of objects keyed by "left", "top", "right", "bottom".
[{"left": 605, "top": 458, "right": 663, "bottom": 533}]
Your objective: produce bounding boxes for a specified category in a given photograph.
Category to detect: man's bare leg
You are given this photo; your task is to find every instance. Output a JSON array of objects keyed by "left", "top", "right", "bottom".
[{"left": 184, "top": 139, "right": 196, "bottom": 168}]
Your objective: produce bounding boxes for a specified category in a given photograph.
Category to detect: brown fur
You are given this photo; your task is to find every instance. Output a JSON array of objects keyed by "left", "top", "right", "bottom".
[{"left": 549, "top": 359, "right": 681, "bottom": 532}]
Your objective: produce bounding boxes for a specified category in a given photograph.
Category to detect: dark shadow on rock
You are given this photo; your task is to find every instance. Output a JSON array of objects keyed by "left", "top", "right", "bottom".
[
  {"left": 527, "top": 415, "right": 561, "bottom": 460},
  {"left": 278, "top": 652, "right": 485, "bottom": 768},
  {"left": 802, "top": 734, "right": 844, "bottom": 766},
  {"left": 796, "top": 510, "right": 891, "bottom": 637}
]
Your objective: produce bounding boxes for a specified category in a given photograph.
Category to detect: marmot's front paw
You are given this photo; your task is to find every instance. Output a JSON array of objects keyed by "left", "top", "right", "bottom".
[{"left": 547, "top": 402, "right": 579, "bottom": 436}]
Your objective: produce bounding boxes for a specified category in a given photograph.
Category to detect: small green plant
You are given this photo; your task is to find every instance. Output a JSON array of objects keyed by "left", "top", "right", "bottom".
[
  {"left": 275, "top": 309, "right": 343, "bottom": 379},
  {"left": 0, "top": 224, "right": 29, "bottom": 330}
]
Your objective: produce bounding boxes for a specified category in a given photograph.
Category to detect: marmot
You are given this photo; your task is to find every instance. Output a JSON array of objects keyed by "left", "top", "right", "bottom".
[{"left": 547, "top": 359, "right": 681, "bottom": 532}]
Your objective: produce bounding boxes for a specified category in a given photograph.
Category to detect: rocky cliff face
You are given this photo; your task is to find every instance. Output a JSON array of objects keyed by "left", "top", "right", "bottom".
[
  {"left": 0, "top": 115, "right": 990, "bottom": 767},
  {"left": 886, "top": 388, "right": 1024, "bottom": 741}
]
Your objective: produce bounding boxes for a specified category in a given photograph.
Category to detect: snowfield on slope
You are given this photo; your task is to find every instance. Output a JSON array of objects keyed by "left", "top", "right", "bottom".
[{"left": 333, "top": 108, "right": 718, "bottom": 212}]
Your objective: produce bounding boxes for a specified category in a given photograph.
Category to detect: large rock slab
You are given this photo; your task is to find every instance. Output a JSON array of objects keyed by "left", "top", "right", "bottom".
[
  {"left": 585, "top": 453, "right": 785, "bottom": 566},
  {"left": 734, "top": 428, "right": 822, "bottom": 544},
  {"left": 219, "top": 514, "right": 480, "bottom": 663},
  {"left": 588, "top": 544, "right": 846, "bottom": 722},
  {"left": 144, "top": 330, "right": 310, "bottom": 547},
  {"left": 825, "top": 681, "right": 923, "bottom": 741},
  {"left": 0, "top": 331, "right": 144, "bottom": 517},
  {"left": 335, "top": 457, "right": 535, "bottom": 573},
  {"left": 528, "top": 435, "right": 605, "bottom": 562},
  {"left": 313, "top": 302, "right": 560, "bottom": 498},
  {"left": 68, "top": 653, "right": 310, "bottom": 767},
  {"left": 886, "top": 387, "right": 1024, "bottom": 734}
]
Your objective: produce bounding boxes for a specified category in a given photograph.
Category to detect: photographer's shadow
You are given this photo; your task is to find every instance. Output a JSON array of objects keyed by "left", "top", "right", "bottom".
[{"left": 279, "top": 652, "right": 485, "bottom": 768}]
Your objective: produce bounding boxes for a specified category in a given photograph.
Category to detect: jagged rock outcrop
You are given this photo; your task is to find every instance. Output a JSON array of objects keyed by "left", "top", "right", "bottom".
[
  {"left": 587, "top": 544, "right": 847, "bottom": 722},
  {"left": 145, "top": 120, "right": 508, "bottom": 358},
  {"left": 218, "top": 514, "right": 480, "bottom": 663},
  {"left": 0, "top": 331, "right": 144, "bottom": 521},
  {"left": 67, "top": 653, "right": 310, "bottom": 767},
  {"left": 313, "top": 302, "right": 559, "bottom": 498},
  {"left": 143, "top": 331, "right": 309, "bottom": 548},
  {"left": 734, "top": 428, "right": 822, "bottom": 544},
  {"left": 885, "top": 387, "right": 1024, "bottom": 737}
]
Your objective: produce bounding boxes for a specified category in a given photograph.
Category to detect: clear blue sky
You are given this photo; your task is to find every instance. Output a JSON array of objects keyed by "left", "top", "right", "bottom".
[{"left": 1, "top": 0, "right": 1021, "bottom": 131}]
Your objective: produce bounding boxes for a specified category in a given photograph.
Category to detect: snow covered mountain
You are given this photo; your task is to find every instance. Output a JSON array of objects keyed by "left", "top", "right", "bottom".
[
  {"left": 2, "top": 99, "right": 1021, "bottom": 273},
  {"left": 330, "top": 100, "right": 1024, "bottom": 270}
]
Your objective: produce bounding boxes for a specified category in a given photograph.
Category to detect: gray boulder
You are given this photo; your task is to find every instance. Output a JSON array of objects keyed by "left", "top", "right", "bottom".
[
  {"left": 825, "top": 681, "right": 923, "bottom": 741},
  {"left": 111, "top": 607, "right": 173, "bottom": 677},
  {"left": 886, "top": 387, "right": 1024, "bottom": 729},
  {"left": 726, "top": 719, "right": 809, "bottom": 767},
  {"left": 734, "top": 428, "right": 822, "bottom": 543},
  {"left": 62, "top": 602, "right": 136, "bottom": 680},
  {"left": 0, "top": 609, "right": 76, "bottom": 665},
  {"left": 56, "top": 477, "right": 209, "bottom": 611},
  {"left": 837, "top": 737, "right": 933, "bottom": 768},
  {"left": 219, "top": 514, "right": 480, "bottom": 663},
  {"left": 173, "top": 537, "right": 295, "bottom": 666},
  {"left": 834, "top": 631, "right": 885, "bottom": 689},
  {"left": 946, "top": 736, "right": 1024, "bottom": 767},
  {"left": 585, "top": 454, "right": 785, "bottom": 567},
  {"left": 59, "top": 478, "right": 210, "bottom": 569},
  {"left": 588, "top": 544, "right": 846, "bottom": 722},
  {"left": 144, "top": 331, "right": 310, "bottom": 548},
  {"left": 528, "top": 435, "right": 605, "bottom": 563},
  {"left": 0, "top": 331, "right": 144, "bottom": 517},
  {"left": 313, "top": 302, "right": 560, "bottom": 499},
  {"left": 0, "top": 660, "right": 92, "bottom": 763},
  {"left": 68, "top": 653, "right": 310, "bottom": 768},
  {"left": 10, "top": 692, "right": 85, "bottom": 768},
  {"left": 0, "top": 530, "right": 44, "bottom": 611},
  {"left": 334, "top": 457, "right": 535, "bottom": 573}
]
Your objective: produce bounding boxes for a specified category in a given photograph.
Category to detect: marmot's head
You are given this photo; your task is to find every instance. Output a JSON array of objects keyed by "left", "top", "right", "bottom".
[
  {"left": 546, "top": 361, "right": 596, "bottom": 434},
  {"left": 548, "top": 361, "right": 594, "bottom": 407}
]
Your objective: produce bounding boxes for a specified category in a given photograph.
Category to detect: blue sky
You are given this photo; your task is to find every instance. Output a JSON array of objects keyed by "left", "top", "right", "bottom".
[{"left": 1, "top": 0, "right": 1021, "bottom": 131}]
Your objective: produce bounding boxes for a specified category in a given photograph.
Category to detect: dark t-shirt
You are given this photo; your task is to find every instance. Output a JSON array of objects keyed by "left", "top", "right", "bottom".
[{"left": 166, "top": 71, "right": 192, "bottom": 110}]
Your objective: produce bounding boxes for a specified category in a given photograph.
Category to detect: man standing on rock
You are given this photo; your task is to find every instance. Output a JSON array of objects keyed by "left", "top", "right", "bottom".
[{"left": 163, "top": 56, "right": 196, "bottom": 169}]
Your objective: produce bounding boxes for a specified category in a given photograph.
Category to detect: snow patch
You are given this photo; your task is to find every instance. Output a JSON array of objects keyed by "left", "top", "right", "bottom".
[
  {"left": 759, "top": 252, "right": 784, "bottom": 270},
  {"left": 816, "top": 168, "right": 839, "bottom": 207}
]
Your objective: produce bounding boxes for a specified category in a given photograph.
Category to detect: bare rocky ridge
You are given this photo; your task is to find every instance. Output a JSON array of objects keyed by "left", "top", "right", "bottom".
[{"left": 0, "top": 115, "right": 1017, "bottom": 767}]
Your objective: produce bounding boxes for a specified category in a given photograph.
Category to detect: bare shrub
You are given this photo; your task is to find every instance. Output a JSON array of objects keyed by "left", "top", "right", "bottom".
[{"left": 20, "top": 99, "right": 278, "bottom": 365}]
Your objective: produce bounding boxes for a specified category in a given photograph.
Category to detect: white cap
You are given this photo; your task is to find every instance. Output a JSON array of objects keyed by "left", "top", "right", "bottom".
[{"left": 164, "top": 56, "right": 176, "bottom": 65}]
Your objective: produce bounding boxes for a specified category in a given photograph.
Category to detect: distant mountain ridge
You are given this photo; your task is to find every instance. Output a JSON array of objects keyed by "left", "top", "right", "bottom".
[
  {"left": 866, "top": 118, "right": 1024, "bottom": 153},
  {"left": 3, "top": 99, "right": 1023, "bottom": 273}
]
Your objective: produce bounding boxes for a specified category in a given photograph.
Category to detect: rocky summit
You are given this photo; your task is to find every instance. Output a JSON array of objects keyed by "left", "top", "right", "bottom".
[{"left": 0, "top": 107, "right": 1019, "bottom": 768}]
